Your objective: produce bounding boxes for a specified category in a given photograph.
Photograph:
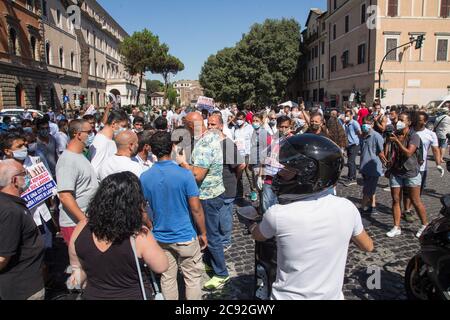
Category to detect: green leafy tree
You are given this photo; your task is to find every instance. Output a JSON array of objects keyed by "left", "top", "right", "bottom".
[
  {"left": 146, "top": 79, "right": 164, "bottom": 94},
  {"left": 199, "top": 18, "right": 301, "bottom": 107},
  {"left": 150, "top": 45, "right": 185, "bottom": 106},
  {"left": 167, "top": 87, "right": 178, "bottom": 107},
  {"left": 119, "top": 29, "right": 163, "bottom": 106}
]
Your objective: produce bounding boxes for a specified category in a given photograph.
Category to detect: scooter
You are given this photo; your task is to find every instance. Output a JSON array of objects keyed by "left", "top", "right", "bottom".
[
  {"left": 237, "top": 204, "right": 277, "bottom": 300},
  {"left": 404, "top": 194, "right": 450, "bottom": 300}
]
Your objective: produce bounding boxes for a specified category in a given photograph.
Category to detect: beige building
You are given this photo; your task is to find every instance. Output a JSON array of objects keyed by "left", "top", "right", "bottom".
[
  {"left": 298, "top": 0, "right": 450, "bottom": 108},
  {"left": 0, "top": 0, "right": 145, "bottom": 111},
  {"left": 150, "top": 91, "right": 165, "bottom": 107},
  {"left": 173, "top": 80, "right": 204, "bottom": 107}
]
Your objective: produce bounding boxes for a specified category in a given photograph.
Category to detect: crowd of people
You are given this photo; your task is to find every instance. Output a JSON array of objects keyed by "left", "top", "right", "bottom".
[{"left": 0, "top": 99, "right": 449, "bottom": 300}]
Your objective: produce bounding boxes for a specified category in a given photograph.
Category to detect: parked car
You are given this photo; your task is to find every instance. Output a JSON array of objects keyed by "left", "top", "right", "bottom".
[
  {"left": 426, "top": 95, "right": 450, "bottom": 115},
  {"left": 0, "top": 108, "right": 43, "bottom": 125}
]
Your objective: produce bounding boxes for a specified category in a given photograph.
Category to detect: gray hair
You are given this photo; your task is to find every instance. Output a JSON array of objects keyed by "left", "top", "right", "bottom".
[{"left": 0, "top": 159, "right": 21, "bottom": 188}]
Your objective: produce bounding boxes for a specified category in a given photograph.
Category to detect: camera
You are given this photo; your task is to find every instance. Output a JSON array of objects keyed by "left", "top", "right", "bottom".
[{"left": 385, "top": 124, "right": 395, "bottom": 138}]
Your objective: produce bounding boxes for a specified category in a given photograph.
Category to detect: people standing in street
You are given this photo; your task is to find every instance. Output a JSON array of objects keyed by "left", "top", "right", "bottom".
[
  {"left": 208, "top": 114, "right": 245, "bottom": 251},
  {"left": 342, "top": 110, "right": 362, "bottom": 187},
  {"left": 133, "top": 130, "right": 157, "bottom": 173},
  {"left": 385, "top": 112, "right": 429, "bottom": 238},
  {"left": 231, "top": 112, "right": 255, "bottom": 202},
  {"left": 306, "top": 113, "right": 329, "bottom": 138},
  {"left": 56, "top": 120, "right": 99, "bottom": 245},
  {"left": 89, "top": 110, "right": 129, "bottom": 174},
  {"left": 68, "top": 172, "right": 168, "bottom": 300},
  {"left": 402, "top": 111, "right": 444, "bottom": 222},
  {"left": 0, "top": 160, "right": 45, "bottom": 300},
  {"left": 178, "top": 112, "right": 228, "bottom": 291},
  {"left": 359, "top": 116, "right": 388, "bottom": 215},
  {"left": 35, "top": 118, "right": 58, "bottom": 178},
  {"left": 357, "top": 102, "right": 369, "bottom": 126},
  {"left": 141, "top": 132, "right": 207, "bottom": 300},
  {"left": 248, "top": 135, "right": 373, "bottom": 300},
  {"left": 97, "top": 130, "right": 143, "bottom": 181}
]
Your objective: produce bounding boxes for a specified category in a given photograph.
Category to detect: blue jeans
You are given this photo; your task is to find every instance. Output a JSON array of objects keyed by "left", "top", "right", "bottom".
[
  {"left": 201, "top": 194, "right": 229, "bottom": 277},
  {"left": 262, "top": 184, "right": 278, "bottom": 213},
  {"left": 220, "top": 198, "right": 235, "bottom": 247}
]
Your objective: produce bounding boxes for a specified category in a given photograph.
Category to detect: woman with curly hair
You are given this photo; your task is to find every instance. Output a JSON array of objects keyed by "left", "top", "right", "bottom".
[
  {"left": 68, "top": 172, "right": 168, "bottom": 300},
  {"left": 327, "top": 115, "right": 348, "bottom": 151}
]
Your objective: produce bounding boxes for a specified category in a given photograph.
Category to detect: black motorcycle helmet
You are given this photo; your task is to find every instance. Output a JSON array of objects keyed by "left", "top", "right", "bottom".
[{"left": 272, "top": 134, "right": 344, "bottom": 196}]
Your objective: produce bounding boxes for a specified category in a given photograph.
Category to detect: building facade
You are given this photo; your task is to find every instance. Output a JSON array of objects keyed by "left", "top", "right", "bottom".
[
  {"left": 0, "top": 0, "right": 47, "bottom": 109},
  {"left": 0, "top": 0, "right": 146, "bottom": 111},
  {"left": 297, "top": 0, "right": 450, "bottom": 108},
  {"left": 150, "top": 91, "right": 164, "bottom": 107},
  {"left": 173, "top": 80, "right": 204, "bottom": 107}
]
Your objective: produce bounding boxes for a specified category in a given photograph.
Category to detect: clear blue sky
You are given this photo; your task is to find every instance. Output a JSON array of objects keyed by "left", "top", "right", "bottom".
[{"left": 98, "top": 0, "right": 326, "bottom": 82}]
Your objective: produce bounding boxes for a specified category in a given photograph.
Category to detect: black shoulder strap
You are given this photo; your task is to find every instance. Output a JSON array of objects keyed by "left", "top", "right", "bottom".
[{"left": 434, "top": 115, "right": 447, "bottom": 132}]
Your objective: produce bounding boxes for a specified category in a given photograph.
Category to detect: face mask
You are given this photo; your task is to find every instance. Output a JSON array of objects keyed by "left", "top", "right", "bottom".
[
  {"left": 345, "top": 117, "right": 351, "bottom": 122},
  {"left": 280, "top": 129, "right": 290, "bottom": 137},
  {"left": 269, "top": 120, "right": 277, "bottom": 127},
  {"left": 310, "top": 124, "right": 321, "bottom": 131},
  {"left": 38, "top": 129, "right": 50, "bottom": 138},
  {"left": 362, "top": 124, "right": 371, "bottom": 133},
  {"left": 396, "top": 121, "right": 406, "bottom": 131},
  {"left": 236, "top": 120, "right": 245, "bottom": 127},
  {"left": 114, "top": 127, "right": 127, "bottom": 137},
  {"left": 252, "top": 123, "right": 261, "bottom": 130},
  {"left": 23, "top": 127, "right": 33, "bottom": 134},
  {"left": 13, "top": 148, "right": 28, "bottom": 161},
  {"left": 28, "top": 142, "right": 37, "bottom": 153},
  {"left": 373, "top": 112, "right": 379, "bottom": 117},
  {"left": 18, "top": 174, "right": 31, "bottom": 193},
  {"left": 134, "top": 128, "right": 144, "bottom": 133},
  {"left": 85, "top": 133, "right": 95, "bottom": 147}
]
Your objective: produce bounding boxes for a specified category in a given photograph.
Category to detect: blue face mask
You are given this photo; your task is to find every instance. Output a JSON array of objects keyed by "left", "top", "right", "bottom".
[
  {"left": 85, "top": 133, "right": 95, "bottom": 147},
  {"left": 252, "top": 123, "right": 261, "bottom": 130},
  {"left": 114, "top": 127, "right": 127, "bottom": 137},
  {"left": 23, "top": 127, "right": 33, "bottom": 134},
  {"left": 362, "top": 124, "right": 371, "bottom": 133}
]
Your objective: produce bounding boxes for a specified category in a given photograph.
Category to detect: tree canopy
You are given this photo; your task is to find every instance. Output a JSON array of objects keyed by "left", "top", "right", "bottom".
[{"left": 199, "top": 18, "right": 301, "bottom": 107}]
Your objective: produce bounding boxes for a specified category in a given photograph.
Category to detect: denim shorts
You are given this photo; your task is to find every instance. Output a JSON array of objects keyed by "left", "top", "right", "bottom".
[
  {"left": 438, "top": 138, "right": 448, "bottom": 149},
  {"left": 390, "top": 173, "right": 422, "bottom": 188}
]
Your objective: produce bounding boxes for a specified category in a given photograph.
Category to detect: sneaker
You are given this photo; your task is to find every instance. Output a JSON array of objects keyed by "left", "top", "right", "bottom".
[
  {"left": 386, "top": 226, "right": 402, "bottom": 238},
  {"left": 204, "top": 263, "right": 213, "bottom": 273},
  {"left": 403, "top": 212, "right": 415, "bottom": 223},
  {"left": 416, "top": 225, "right": 428, "bottom": 238},
  {"left": 345, "top": 180, "right": 357, "bottom": 187},
  {"left": 203, "top": 276, "right": 230, "bottom": 291},
  {"left": 250, "top": 191, "right": 258, "bottom": 202}
]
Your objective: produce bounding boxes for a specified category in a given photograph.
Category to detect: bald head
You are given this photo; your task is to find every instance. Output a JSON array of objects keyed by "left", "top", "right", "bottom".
[
  {"left": 115, "top": 130, "right": 138, "bottom": 151},
  {"left": 185, "top": 112, "right": 206, "bottom": 137},
  {"left": 0, "top": 159, "right": 24, "bottom": 190}
]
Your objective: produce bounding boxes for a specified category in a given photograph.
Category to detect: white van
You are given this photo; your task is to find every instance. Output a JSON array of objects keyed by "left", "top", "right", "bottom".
[{"left": 426, "top": 95, "right": 450, "bottom": 113}]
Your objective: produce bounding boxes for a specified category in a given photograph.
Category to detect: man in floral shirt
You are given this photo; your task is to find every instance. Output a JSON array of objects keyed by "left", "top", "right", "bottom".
[{"left": 178, "top": 112, "right": 228, "bottom": 291}]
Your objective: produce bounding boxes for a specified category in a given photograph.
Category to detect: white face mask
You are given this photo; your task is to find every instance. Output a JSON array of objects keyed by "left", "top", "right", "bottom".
[
  {"left": 236, "top": 120, "right": 245, "bottom": 126},
  {"left": 396, "top": 121, "right": 407, "bottom": 131}
]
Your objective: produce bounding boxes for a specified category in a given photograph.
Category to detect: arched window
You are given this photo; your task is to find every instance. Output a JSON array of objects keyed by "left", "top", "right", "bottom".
[
  {"left": 15, "top": 83, "right": 25, "bottom": 107},
  {"left": 45, "top": 42, "right": 51, "bottom": 64},
  {"left": 59, "top": 47, "right": 64, "bottom": 68},
  {"left": 9, "top": 28, "right": 18, "bottom": 55},
  {"left": 70, "top": 52, "right": 75, "bottom": 70},
  {"left": 30, "top": 36, "right": 37, "bottom": 60}
]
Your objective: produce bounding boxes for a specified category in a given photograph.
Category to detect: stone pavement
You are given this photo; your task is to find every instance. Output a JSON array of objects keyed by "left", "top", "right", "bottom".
[{"left": 201, "top": 159, "right": 448, "bottom": 300}]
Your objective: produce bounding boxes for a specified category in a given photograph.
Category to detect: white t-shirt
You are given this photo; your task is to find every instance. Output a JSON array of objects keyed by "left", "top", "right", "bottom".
[
  {"left": 259, "top": 194, "right": 364, "bottom": 300},
  {"left": 415, "top": 128, "right": 439, "bottom": 172},
  {"left": 89, "top": 133, "right": 117, "bottom": 174},
  {"left": 98, "top": 155, "right": 144, "bottom": 181},
  {"left": 231, "top": 123, "right": 254, "bottom": 156},
  {"left": 55, "top": 131, "right": 69, "bottom": 154}
]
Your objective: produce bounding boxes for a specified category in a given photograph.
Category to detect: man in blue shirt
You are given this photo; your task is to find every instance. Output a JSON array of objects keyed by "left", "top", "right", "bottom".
[
  {"left": 140, "top": 131, "right": 207, "bottom": 300},
  {"left": 360, "top": 116, "right": 388, "bottom": 215},
  {"left": 343, "top": 109, "right": 362, "bottom": 186}
]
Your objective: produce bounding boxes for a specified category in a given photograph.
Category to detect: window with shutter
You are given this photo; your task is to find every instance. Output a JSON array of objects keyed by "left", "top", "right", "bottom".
[
  {"left": 386, "top": 38, "right": 398, "bottom": 61},
  {"left": 437, "top": 39, "right": 448, "bottom": 61},
  {"left": 388, "top": 0, "right": 398, "bottom": 17},
  {"left": 441, "top": 0, "right": 450, "bottom": 18}
]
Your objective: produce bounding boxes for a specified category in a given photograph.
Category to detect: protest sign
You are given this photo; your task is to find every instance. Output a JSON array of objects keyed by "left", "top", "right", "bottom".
[{"left": 21, "top": 163, "right": 57, "bottom": 210}]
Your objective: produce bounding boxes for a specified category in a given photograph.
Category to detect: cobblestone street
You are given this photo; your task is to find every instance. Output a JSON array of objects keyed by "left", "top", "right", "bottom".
[{"left": 201, "top": 160, "right": 447, "bottom": 300}]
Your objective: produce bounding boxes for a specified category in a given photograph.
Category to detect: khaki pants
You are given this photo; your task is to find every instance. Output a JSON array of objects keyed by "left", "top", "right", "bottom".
[
  {"left": 159, "top": 239, "right": 203, "bottom": 300},
  {"left": 27, "top": 288, "right": 45, "bottom": 300}
]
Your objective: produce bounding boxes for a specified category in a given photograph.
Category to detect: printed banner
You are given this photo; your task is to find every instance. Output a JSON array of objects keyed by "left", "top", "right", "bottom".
[{"left": 21, "top": 163, "right": 57, "bottom": 210}]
